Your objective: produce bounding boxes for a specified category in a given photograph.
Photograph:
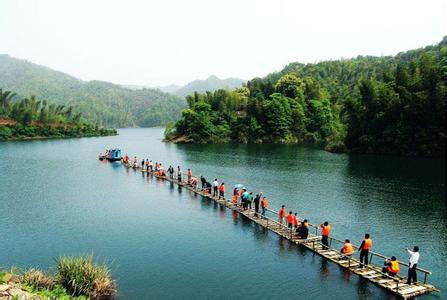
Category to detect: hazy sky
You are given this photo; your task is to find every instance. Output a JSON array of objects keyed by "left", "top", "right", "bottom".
[{"left": 0, "top": 0, "right": 445, "bottom": 86}]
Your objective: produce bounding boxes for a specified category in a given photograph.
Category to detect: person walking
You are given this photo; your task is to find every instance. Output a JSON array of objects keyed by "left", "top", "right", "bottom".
[
  {"left": 406, "top": 246, "right": 420, "bottom": 284},
  {"left": 261, "top": 197, "right": 268, "bottom": 218},
  {"left": 218, "top": 182, "right": 225, "bottom": 199},
  {"left": 359, "top": 233, "right": 373, "bottom": 268},
  {"left": 253, "top": 193, "right": 261, "bottom": 217},
  {"left": 320, "top": 221, "right": 331, "bottom": 250},
  {"left": 278, "top": 205, "right": 286, "bottom": 225},
  {"left": 213, "top": 179, "right": 218, "bottom": 197}
]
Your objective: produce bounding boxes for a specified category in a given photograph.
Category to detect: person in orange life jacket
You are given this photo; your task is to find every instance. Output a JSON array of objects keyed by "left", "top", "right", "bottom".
[
  {"left": 260, "top": 197, "right": 268, "bottom": 217},
  {"left": 296, "top": 221, "right": 309, "bottom": 239},
  {"left": 287, "top": 211, "right": 294, "bottom": 228},
  {"left": 382, "top": 256, "right": 400, "bottom": 278},
  {"left": 218, "top": 183, "right": 225, "bottom": 199},
  {"left": 278, "top": 205, "right": 286, "bottom": 224},
  {"left": 187, "top": 168, "right": 192, "bottom": 184},
  {"left": 320, "top": 222, "right": 331, "bottom": 250},
  {"left": 232, "top": 188, "right": 238, "bottom": 206},
  {"left": 293, "top": 213, "right": 299, "bottom": 228},
  {"left": 213, "top": 179, "right": 218, "bottom": 197},
  {"left": 359, "top": 233, "right": 373, "bottom": 268},
  {"left": 340, "top": 239, "right": 354, "bottom": 259}
]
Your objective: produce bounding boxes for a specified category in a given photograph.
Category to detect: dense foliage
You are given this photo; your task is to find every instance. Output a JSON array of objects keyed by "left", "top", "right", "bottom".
[
  {"left": 0, "top": 55, "right": 186, "bottom": 127},
  {"left": 0, "top": 89, "right": 116, "bottom": 140},
  {"left": 167, "top": 38, "right": 446, "bottom": 157}
]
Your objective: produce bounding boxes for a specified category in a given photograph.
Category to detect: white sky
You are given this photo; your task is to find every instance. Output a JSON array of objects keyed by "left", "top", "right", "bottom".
[{"left": 0, "top": 0, "right": 446, "bottom": 86}]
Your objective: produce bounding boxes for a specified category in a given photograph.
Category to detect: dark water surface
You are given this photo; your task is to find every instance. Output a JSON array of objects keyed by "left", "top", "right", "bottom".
[{"left": 0, "top": 128, "right": 445, "bottom": 299}]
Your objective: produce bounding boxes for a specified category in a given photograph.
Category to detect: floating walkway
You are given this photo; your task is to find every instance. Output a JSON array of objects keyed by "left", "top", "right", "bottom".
[{"left": 114, "top": 160, "right": 439, "bottom": 299}]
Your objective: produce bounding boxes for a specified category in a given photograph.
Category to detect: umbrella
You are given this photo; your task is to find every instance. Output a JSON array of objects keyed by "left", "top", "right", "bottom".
[{"left": 234, "top": 184, "right": 243, "bottom": 189}]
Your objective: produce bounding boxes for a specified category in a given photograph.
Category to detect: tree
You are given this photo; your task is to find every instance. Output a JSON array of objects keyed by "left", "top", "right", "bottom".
[{"left": 275, "top": 74, "right": 304, "bottom": 99}]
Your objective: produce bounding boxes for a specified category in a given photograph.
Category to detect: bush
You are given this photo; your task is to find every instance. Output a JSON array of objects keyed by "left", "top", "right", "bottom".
[
  {"left": 22, "top": 268, "right": 55, "bottom": 290},
  {"left": 0, "top": 125, "right": 13, "bottom": 139},
  {"left": 56, "top": 255, "right": 116, "bottom": 299}
]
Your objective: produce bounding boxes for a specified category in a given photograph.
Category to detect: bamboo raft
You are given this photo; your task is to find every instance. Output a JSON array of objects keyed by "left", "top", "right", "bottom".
[{"left": 116, "top": 161, "right": 439, "bottom": 299}]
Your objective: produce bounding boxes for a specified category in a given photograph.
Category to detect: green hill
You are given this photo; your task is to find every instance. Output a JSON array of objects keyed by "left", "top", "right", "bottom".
[
  {"left": 0, "top": 55, "right": 186, "bottom": 127},
  {"left": 174, "top": 75, "right": 245, "bottom": 97},
  {"left": 167, "top": 38, "right": 446, "bottom": 157}
]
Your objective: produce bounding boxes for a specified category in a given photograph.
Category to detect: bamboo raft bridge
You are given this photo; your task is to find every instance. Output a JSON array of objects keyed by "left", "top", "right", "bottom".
[{"left": 105, "top": 157, "right": 439, "bottom": 299}]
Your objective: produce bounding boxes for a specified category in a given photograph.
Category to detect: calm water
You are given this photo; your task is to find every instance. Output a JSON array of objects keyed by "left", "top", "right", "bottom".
[{"left": 0, "top": 128, "right": 445, "bottom": 299}]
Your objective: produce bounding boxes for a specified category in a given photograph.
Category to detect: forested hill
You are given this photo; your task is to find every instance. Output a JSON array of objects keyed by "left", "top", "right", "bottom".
[
  {"left": 173, "top": 75, "right": 245, "bottom": 97},
  {"left": 0, "top": 55, "right": 186, "bottom": 127},
  {"left": 166, "top": 38, "right": 446, "bottom": 157}
]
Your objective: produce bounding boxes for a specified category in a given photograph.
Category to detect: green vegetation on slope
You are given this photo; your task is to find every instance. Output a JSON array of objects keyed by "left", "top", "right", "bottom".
[
  {"left": 166, "top": 38, "right": 446, "bottom": 157},
  {"left": 0, "top": 55, "right": 186, "bottom": 127},
  {"left": 0, "top": 89, "right": 116, "bottom": 140}
]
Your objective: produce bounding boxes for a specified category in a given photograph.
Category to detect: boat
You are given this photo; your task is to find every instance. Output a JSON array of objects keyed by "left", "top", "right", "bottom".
[{"left": 106, "top": 149, "right": 122, "bottom": 162}]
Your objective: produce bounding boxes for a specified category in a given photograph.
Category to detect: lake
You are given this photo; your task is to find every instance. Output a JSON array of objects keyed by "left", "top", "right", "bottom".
[{"left": 0, "top": 127, "right": 445, "bottom": 299}]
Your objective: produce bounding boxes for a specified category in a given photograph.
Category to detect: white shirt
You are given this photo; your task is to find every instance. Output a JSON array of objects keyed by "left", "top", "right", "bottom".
[
  {"left": 407, "top": 249, "right": 420, "bottom": 267},
  {"left": 213, "top": 180, "right": 218, "bottom": 187}
]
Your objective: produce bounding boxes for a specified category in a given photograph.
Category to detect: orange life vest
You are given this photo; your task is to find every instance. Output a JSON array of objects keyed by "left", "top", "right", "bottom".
[
  {"left": 279, "top": 208, "right": 286, "bottom": 218},
  {"left": 343, "top": 243, "right": 354, "bottom": 255},
  {"left": 287, "top": 214, "right": 294, "bottom": 224},
  {"left": 389, "top": 260, "right": 400, "bottom": 273},
  {"left": 322, "top": 225, "right": 331, "bottom": 236},
  {"left": 219, "top": 185, "right": 225, "bottom": 192},
  {"left": 187, "top": 170, "right": 191, "bottom": 177},
  {"left": 363, "top": 238, "right": 372, "bottom": 250},
  {"left": 293, "top": 216, "right": 299, "bottom": 225},
  {"left": 261, "top": 199, "right": 268, "bottom": 208}
]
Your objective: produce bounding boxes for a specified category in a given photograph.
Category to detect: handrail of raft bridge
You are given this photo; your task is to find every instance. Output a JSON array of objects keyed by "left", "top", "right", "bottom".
[{"left": 126, "top": 162, "right": 434, "bottom": 285}]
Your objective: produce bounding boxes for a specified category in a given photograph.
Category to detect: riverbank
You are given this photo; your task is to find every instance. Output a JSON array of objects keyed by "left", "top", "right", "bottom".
[
  {"left": 0, "top": 123, "right": 117, "bottom": 141},
  {"left": 0, "top": 255, "right": 115, "bottom": 299}
]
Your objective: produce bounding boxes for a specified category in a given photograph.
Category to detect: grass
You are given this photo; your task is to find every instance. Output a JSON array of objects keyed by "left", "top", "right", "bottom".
[
  {"left": 56, "top": 255, "right": 116, "bottom": 299},
  {"left": 1, "top": 254, "right": 116, "bottom": 299}
]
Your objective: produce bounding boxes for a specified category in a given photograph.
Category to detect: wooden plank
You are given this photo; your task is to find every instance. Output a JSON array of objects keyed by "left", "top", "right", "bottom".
[{"left": 118, "top": 161, "right": 438, "bottom": 298}]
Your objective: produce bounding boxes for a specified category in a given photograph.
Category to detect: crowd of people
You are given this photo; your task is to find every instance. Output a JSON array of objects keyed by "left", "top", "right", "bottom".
[{"left": 118, "top": 152, "right": 422, "bottom": 285}]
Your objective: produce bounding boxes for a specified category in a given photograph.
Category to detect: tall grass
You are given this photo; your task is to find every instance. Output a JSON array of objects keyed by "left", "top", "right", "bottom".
[{"left": 56, "top": 255, "right": 116, "bottom": 299}]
